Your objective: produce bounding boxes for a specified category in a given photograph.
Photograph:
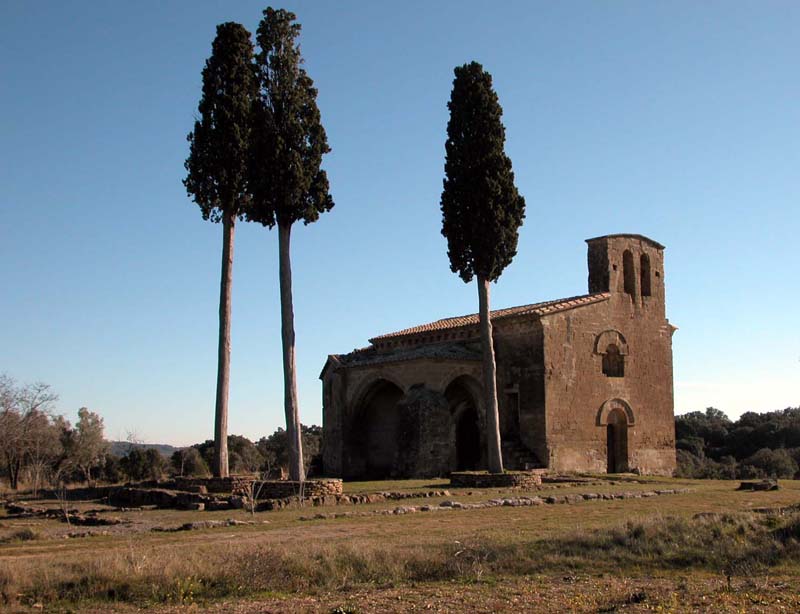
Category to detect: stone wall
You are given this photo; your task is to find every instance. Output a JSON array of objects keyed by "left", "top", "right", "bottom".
[
  {"left": 174, "top": 476, "right": 255, "bottom": 495},
  {"left": 322, "top": 351, "right": 484, "bottom": 479},
  {"left": 449, "top": 470, "right": 544, "bottom": 489},
  {"left": 253, "top": 479, "right": 343, "bottom": 500},
  {"left": 395, "top": 385, "right": 452, "bottom": 477},
  {"left": 544, "top": 236, "right": 676, "bottom": 475},
  {"left": 493, "top": 320, "right": 547, "bottom": 464}
]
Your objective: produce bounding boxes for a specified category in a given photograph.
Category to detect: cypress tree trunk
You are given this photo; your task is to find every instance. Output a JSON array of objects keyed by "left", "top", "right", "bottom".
[
  {"left": 278, "top": 222, "right": 305, "bottom": 482},
  {"left": 478, "top": 275, "right": 504, "bottom": 474},
  {"left": 213, "top": 209, "right": 235, "bottom": 478}
]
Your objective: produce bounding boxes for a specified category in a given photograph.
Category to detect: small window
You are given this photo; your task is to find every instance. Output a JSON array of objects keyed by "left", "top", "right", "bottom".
[
  {"left": 602, "top": 344, "right": 625, "bottom": 377},
  {"left": 623, "top": 250, "right": 635, "bottom": 296},
  {"left": 640, "top": 254, "right": 651, "bottom": 297}
]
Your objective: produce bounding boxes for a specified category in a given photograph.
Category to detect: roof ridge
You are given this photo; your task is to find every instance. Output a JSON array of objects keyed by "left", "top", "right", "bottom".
[{"left": 369, "top": 292, "right": 610, "bottom": 342}]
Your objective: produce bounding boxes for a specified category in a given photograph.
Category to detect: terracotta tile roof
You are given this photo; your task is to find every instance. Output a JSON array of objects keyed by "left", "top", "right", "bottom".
[
  {"left": 369, "top": 293, "right": 610, "bottom": 343},
  {"left": 340, "top": 342, "right": 482, "bottom": 367}
]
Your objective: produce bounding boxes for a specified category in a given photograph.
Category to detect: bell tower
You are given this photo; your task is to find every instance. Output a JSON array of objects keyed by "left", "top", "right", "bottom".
[{"left": 586, "top": 234, "right": 666, "bottom": 317}]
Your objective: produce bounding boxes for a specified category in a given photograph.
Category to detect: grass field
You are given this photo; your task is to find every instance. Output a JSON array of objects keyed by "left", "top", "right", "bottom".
[{"left": 1, "top": 476, "right": 799, "bottom": 612}]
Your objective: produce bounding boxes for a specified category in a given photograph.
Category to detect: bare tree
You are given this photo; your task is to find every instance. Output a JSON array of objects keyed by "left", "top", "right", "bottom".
[
  {"left": 0, "top": 376, "right": 59, "bottom": 490},
  {"left": 24, "top": 410, "right": 61, "bottom": 496},
  {"left": 0, "top": 375, "right": 23, "bottom": 489}
]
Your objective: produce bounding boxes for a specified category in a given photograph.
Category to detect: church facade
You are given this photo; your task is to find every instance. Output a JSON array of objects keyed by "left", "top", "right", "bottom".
[{"left": 320, "top": 234, "right": 677, "bottom": 479}]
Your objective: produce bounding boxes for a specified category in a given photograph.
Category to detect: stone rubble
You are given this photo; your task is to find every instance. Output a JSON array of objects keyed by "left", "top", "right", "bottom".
[
  {"left": 152, "top": 518, "right": 270, "bottom": 532},
  {"left": 298, "top": 488, "right": 692, "bottom": 521}
]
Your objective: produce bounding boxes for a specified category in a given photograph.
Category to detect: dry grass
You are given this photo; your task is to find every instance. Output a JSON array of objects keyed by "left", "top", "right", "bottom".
[
  {"left": 1, "top": 477, "right": 799, "bottom": 611},
  {"left": 1, "top": 510, "right": 799, "bottom": 608},
  {"left": 0, "top": 528, "right": 39, "bottom": 545}
]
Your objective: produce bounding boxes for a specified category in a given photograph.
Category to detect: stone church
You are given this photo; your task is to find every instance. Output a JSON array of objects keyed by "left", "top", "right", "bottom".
[{"left": 321, "top": 234, "right": 677, "bottom": 479}]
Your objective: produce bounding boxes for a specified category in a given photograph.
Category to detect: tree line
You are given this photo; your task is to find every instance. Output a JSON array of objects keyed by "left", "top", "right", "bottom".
[
  {"left": 5, "top": 374, "right": 800, "bottom": 488},
  {"left": 676, "top": 406, "right": 800, "bottom": 479},
  {"left": 184, "top": 6, "right": 525, "bottom": 480},
  {"left": 0, "top": 373, "right": 322, "bottom": 490}
]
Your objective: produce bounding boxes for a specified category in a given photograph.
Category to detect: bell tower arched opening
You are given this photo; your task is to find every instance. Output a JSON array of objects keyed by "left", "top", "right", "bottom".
[
  {"left": 623, "top": 250, "right": 636, "bottom": 297},
  {"left": 640, "top": 253, "right": 652, "bottom": 297}
]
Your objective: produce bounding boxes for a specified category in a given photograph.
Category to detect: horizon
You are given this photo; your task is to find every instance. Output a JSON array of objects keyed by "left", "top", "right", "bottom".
[{"left": 2, "top": 1, "right": 798, "bottom": 446}]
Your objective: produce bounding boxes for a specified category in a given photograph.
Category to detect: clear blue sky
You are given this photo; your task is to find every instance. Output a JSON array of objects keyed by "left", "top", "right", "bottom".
[{"left": 2, "top": 1, "right": 798, "bottom": 445}]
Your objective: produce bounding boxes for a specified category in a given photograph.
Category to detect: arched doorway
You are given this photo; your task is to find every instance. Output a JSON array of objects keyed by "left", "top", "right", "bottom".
[
  {"left": 350, "top": 379, "right": 404, "bottom": 479},
  {"left": 606, "top": 408, "right": 629, "bottom": 473},
  {"left": 455, "top": 407, "right": 481, "bottom": 470},
  {"left": 445, "top": 375, "right": 484, "bottom": 471}
]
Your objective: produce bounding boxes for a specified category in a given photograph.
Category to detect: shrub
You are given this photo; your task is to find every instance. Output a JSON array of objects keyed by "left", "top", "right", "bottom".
[
  {"left": 0, "top": 528, "right": 39, "bottom": 544},
  {"left": 743, "top": 448, "right": 798, "bottom": 479},
  {"left": 171, "top": 448, "right": 209, "bottom": 477}
]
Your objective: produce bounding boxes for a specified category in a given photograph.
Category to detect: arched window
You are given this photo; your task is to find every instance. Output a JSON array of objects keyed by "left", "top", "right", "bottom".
[
  {"left": 640, "top": 253, "right": 651, "bottom": 297},
  {"left": 623, "top": 250, "right": 635, "bottom": 296},
  {"left": 602, "top": 344, "right": 624, "bottom": 377}
]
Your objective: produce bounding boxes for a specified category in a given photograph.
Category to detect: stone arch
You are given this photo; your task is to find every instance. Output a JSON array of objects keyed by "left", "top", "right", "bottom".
[
  {"left": 597, "top": 398, "right": 634, "bottom": 473},
  {"left": 347, "top": 378, "right": 405, "bottom": 479},
  {"left": 444, "top": 375, "right": 484, "bottom": 471},
  {"left": 442, "top": 374, "right": 482, "bottom": 411},
  {"left": 596, "top": 398, "right": 635, "bottom": 426},
  {"left": 348, "top": 374, "right": 406, "bottom": 414},
  {"left": 594, "top": 330, "right": 628, "bottom": 355}
]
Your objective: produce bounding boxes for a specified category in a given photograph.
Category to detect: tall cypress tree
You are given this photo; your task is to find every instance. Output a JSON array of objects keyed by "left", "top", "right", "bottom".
[
  {"left": 248, "top": 7, "right": 333, "bottom": 482},
  {"left": 440, "top": 62, "right": 526, "bottom": 474},
  {"left": 184, "top": 22, "right": 258, "bottom": 478}
]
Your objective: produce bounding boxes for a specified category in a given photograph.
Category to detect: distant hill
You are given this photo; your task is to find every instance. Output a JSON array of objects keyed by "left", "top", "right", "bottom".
[{"left": 108, "top": 441, "right": 180, "bottom": 458}]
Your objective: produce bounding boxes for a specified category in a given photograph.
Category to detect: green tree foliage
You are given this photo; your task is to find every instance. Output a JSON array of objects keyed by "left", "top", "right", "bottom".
[
  {"left": 440, "top": 62, "right": 525, "bottom": 285},
  {"left": 100, "top": 453, "right": 123, "bottom": 483},
  {"left": 257, "top": 424, "right": 322, "bottom": 476},
  {"left": 676, "top": 406, "right": 800, "bottom": 479},
  {"left": 170, "top": 447, "right": 210, "bottom": 477},
  {"left": 59, "top": 408, "right": 108, "bottom": 484},
  {"left": 120, "top": 447, "right": 167, "bottom": 482},
  {"left": 193, "top": 435, "right": 264, "bottom": 475},
  {"left": 248, "top": 7, "right": 333, "bottom": 230},
  {"left": 184, "top": 21, "right": 257, "bottom": 224},
  {"left": 440, "top": 62, "right": 525, "bottom": 473},
  {"left": 741, "top": 448, "right": 798, "bottom": 479},
  {"left": 184, "top": 22, "right": 258, "bottom": 479},
  {"left": 247, "top": 7, "right": 333, "bottom": 482}
]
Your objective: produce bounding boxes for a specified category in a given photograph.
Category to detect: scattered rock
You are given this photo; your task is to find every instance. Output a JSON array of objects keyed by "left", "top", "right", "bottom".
[
  {"left": 291, "top": 487, "right": 693, "bottom": 523},
  {"left": 154, "top": 518, "right": 257, "bottom": 532},
  {"left": 68, "top": 513, "right": 125, "bottom": 526},
  {"left": 66, "top": 530, "right": 110, "bottom": 538},
  {"left": 738, "top": 479, "right": 779, "bottom": 491}
]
